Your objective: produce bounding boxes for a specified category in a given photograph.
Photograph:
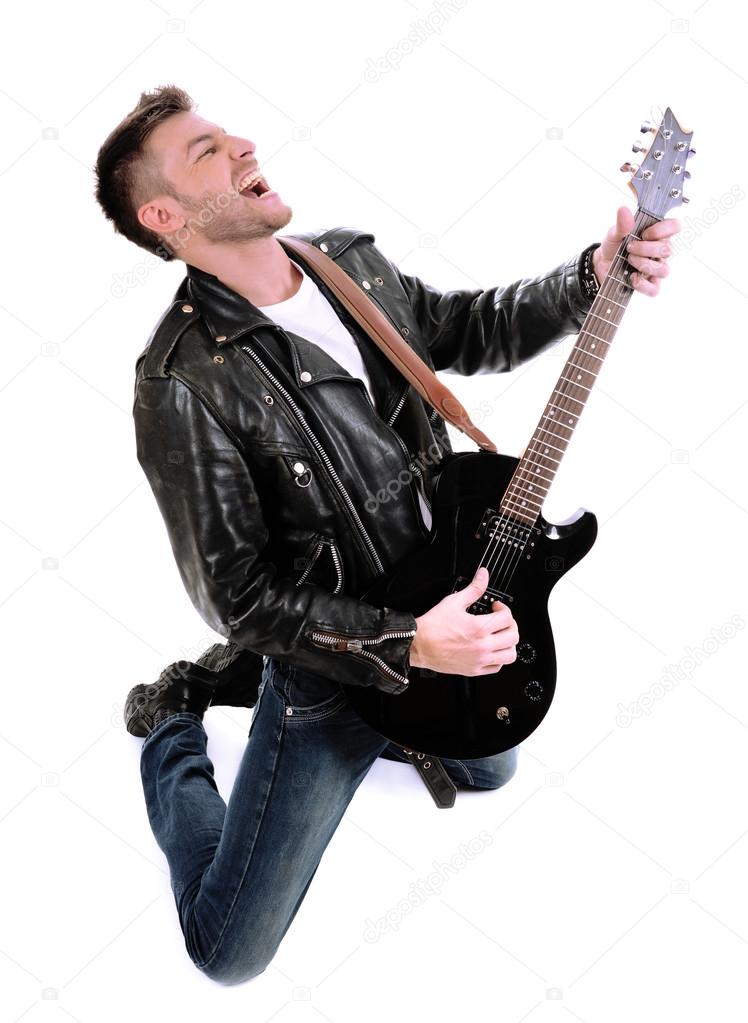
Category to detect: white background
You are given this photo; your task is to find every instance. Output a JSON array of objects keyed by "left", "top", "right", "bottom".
[{"left": 2, "top": 0, "right": 746, "bottom": 1019}]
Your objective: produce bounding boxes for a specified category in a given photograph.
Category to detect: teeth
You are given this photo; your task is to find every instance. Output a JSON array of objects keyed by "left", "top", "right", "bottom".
[{"left": 238, "top": 170, "right": 263, "bottom": 192}]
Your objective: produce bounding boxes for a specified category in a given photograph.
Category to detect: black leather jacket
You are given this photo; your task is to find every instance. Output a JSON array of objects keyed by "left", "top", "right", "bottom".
[{"left": 133, "top": 225, "right": 597, "bottom": 695}]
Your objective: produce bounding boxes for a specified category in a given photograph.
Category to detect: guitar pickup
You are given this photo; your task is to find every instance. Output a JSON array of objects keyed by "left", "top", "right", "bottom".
[
  {"left": 452, "top": 575, "right": 513, "bottom": 613},
  {"left": 475, "top": 509, "right": 539, "bottom": 544}
]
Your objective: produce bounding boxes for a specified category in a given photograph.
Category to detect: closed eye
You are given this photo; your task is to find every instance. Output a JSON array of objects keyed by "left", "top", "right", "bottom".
[{"left": 199, "top": 146, "right": 217, "bottom": 159}]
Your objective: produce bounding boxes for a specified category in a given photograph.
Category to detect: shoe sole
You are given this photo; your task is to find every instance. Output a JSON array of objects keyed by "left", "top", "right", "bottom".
[{"left": 125, "top": 683, "right": 157, "bottom": 738}]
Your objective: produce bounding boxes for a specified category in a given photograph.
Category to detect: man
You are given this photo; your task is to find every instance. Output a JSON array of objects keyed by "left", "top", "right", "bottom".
[{"left": 94, "top": 85, "right": 679, "bottom": 986}]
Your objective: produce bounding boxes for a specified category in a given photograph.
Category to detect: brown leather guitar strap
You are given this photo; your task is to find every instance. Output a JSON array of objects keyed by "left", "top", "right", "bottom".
[{"left": 279, "top": 235, "right": 497, "bottom": 454}]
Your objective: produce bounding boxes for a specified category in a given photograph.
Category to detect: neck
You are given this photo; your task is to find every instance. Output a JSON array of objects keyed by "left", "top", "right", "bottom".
[
  {"left": 499, "top": 207, "right": 659, "bottom": 528},
  {"left": 184, "top": 235, "right": 302, "bottom": 306}
]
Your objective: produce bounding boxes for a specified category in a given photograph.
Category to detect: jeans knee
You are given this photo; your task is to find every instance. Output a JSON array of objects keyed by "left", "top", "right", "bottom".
[
  {"left": 196, "top": 952, "right": 270, "bottom": 987},
  {"left": 464, "top": 745, "right": 519, "bottom": 789}
]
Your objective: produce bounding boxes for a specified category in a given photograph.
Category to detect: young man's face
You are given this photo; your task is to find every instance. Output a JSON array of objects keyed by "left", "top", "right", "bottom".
[{"left": 142, "top": 109, "right": 292, "bottom": 253}]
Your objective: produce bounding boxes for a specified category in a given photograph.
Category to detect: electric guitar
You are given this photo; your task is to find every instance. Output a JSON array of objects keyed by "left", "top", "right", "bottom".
[{"left": 341, "top": 107, "right": 694, "bottom": 759}]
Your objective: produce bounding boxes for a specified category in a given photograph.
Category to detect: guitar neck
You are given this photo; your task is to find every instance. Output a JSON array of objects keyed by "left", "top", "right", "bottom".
[{"left": 500, "top": 208, "right": 661, "bottom": 526}]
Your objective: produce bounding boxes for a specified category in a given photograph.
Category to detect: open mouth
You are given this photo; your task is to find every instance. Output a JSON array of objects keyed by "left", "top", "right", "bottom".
[{"left": 238, "top": 174, "right": 275, "bottom": 201}]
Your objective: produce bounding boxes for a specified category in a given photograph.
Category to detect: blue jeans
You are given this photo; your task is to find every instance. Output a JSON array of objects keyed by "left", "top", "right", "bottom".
[{"left": 139, "top": 655, "right": 519, "bottom": 986}]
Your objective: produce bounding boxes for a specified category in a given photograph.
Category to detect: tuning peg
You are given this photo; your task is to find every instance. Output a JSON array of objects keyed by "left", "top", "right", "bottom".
[
  {"left": 640, "top": 120, "right": 656, "bottom": 133},
  {"left": 632, "top": 140, "right": 647, "bottom": 153},
  {"left": 683, "top": 169, "right": 692, "bottom": 179},
  {"left": 681, "top": 196, "right": 690, "bottom": 204},
  {"left": 688, "top": 146, "right": 696, "bottom": 156},
  {"left": 620, "top": 161, "right": 639, "bottom": 173}
]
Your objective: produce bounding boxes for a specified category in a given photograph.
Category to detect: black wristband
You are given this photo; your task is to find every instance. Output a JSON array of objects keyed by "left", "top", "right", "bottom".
[{"left": 579, "top": 243, "right": 601, "bottom": 300}]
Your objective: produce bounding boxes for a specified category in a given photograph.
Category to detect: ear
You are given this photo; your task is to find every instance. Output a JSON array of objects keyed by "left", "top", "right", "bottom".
[{"left": 138, "top": 196, "right": 183, "bottom": 237}]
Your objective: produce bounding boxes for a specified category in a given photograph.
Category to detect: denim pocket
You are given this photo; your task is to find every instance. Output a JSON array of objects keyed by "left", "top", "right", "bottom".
[{"left": 271, "top": 659, "right": 348, "bottom": 721}]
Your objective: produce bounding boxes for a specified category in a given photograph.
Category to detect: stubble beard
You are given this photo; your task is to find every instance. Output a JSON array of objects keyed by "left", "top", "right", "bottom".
[{"left": 168, "top": 186, "right": 293, "bottom": 249}]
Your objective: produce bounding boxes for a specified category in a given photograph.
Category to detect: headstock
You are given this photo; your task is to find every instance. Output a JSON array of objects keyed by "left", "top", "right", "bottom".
[{"left": 620, "top": 107, "right": 694, "bottom": 217}]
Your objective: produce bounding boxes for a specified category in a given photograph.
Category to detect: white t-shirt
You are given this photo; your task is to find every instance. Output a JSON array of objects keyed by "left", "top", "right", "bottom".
[{"left": 258, "top": 259, "right": 432, "bottom": 531}]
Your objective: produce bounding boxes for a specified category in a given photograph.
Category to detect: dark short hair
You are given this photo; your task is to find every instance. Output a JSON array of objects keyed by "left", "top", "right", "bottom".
[{"left": 94, "top": 84, "right": 193, "bottom": 261}]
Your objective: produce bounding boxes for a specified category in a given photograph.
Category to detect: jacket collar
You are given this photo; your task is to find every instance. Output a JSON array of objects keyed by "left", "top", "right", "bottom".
[
  {"left": 184, "top": 230, "right": 369, "bottom": 346},
  {"left": 182, "top": 231, "right": 407, "bottom": 422}
]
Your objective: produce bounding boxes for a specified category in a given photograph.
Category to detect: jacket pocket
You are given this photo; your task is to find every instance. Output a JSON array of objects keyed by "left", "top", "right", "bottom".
[{"left": 295, "top": 532, "right": 344, "bottom": 594}]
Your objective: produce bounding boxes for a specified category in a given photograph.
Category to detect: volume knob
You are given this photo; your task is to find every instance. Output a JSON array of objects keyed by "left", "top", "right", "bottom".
[
  {"left": 517, "top": 642, "right": 537, "bottom": 664},
  {"left": 524, "top": 680, "right": 544, "bottom": 702}
]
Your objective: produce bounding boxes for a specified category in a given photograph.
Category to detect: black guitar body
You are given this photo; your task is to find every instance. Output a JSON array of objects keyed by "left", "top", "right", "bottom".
[{"left": 342, "top": 450, "right": 597, "bottom": 759}]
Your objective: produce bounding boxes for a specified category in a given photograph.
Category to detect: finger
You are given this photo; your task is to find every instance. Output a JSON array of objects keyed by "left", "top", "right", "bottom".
[
  {"left": 627, "top": 238, "right": 673, "bottom": 259},
  {"left": 614, "top": 205, "right": 635, "bottom": 241},
  {"left": 626, "top": 253, "right": 670, "bottom": 279},
  {"left": 479, "top": 647, "right": 518, "bottom": 673},
  {"left": 479, "top": 607, "right": 515, "bottom": 635},
  {"left": 641, "top": 218, "right": 681, "bottom": 242},
  {"left": 630, "top": 271, "right": 659, "bottom": 296}
]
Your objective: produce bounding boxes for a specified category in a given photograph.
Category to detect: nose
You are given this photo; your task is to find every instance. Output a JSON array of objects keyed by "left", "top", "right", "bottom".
[{"left": 230, "top": 135, "right": 255, "bottom": 160}]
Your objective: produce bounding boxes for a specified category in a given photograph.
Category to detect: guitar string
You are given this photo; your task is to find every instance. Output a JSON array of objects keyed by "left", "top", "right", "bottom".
[
  {"left": 492, "top": 198, "right": 672, "bottom": 593},
  {"left": 490, "top": 226, "right": 653, "bottom": 593},
  {"left": 488, "top": 230, "right": 642, "bottom": 589},
  {"left": 476, "top": 209, "right": 656, "bottom": 597},
  {"left": 479, "top": 237, "right": 637, "bottom": 588}
]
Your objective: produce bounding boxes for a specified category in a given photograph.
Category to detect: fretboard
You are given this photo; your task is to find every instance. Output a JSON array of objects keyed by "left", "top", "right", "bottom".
[{"left": 500, "top": 209, "right": 660, "bottom": 526}]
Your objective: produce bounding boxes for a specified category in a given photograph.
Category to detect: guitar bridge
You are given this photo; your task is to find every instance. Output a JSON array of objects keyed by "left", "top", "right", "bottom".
[{"left": 452, "top": 576, "right": 513, "bottom": 614}]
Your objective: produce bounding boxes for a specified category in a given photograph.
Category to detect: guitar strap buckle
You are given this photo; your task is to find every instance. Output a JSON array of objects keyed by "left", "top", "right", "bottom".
[{"left": 401, "top": 749, "right": 457, "bottom": 809}]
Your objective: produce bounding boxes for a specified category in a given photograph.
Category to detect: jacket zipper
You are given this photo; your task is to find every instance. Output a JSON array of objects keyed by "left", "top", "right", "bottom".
[
  {"left": 328, "top": 538, "right": 344, "bottom": 593},
  {"left": 387, "top": 385, "right": 408, "bottom": 427},
  {"left": 306, "top": 627, "right": 417, "bottom": 688},
  {"left": 240, "top": 343, "right": 386, "bottom": 577},
  {"left": 296, "top": 535, "right": 344, "bottom": 594}
]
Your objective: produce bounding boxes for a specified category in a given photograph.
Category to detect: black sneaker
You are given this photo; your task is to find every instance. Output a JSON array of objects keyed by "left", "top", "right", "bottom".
[
  {"left": 194, "top": 642, "right": 264, "bottom": 709},
  {"left": 125, "top": 661, "right": 216, "bottom": 738}
]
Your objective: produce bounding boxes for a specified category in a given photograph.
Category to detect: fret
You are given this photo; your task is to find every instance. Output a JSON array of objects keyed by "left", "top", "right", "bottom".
[
  {"left": 602, "top": 277, "right": 633, "bottom": 294},
  {"left": 503, "top": 493, "right": 544, "bottom": 511},
  {"left": 560, "top": 375, "right": 593, "bottom": 392},
  {"left": 511, "top": 480, "right": 549, "bottom": 498},
  {"left": 531, "top": 440, "right": 564, "bottom": 456},
  {"left": 536, "top": 429, "right": 572, "bottom": 450},
  {"left": 521, "top": 460, "right": 555, "bottom": 480},
  {"left": 510, "top": 470, "right": 550, "bottom": 489},
  {"left": 587, "top": 313, "right": 619, "bottom": 329},
  {"left": 552, "top": 389, "right": 585, "bottom": 406},
  {"left": 596, "top": 293, "right": 627, "bottom": 310},
  {"left": 574, "top": 348, "right": 604, "bottom": 362},
  {"left": 521, "top": 461, "right": 555, "bottom": 482},
  {"left": 537, "top": 424, "right": 572, "bottom": 444},
  {"left": 540, "top": 415, "right": 575, "bottom": 435},
  {"left": 503, "top": 501, "right": 544, "bottom": 523},
  {"left": 581, "top": 330, "right": 612, "bottom": 346}
]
